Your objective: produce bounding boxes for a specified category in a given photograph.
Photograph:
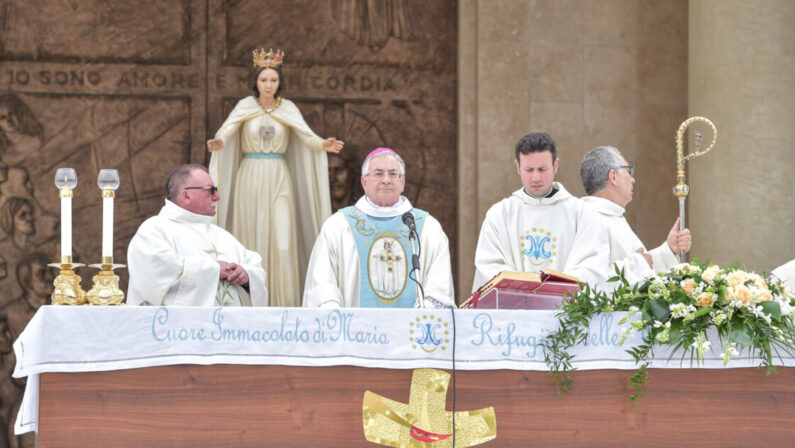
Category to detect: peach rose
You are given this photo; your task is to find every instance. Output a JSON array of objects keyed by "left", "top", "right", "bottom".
[
  {"left": 726, "top": 270, "right": 747, "bottom": 288},
  {"left": 681, "top": 278, "right": 696, "bottom": 296},
  {"left": 732, "top": 285, "right": 752, "bottom": 306},
  {"left": 696, "top": 292, "right": 715, "bottom": 307},
  {"left": 748, "top": 273, "right": 767, "bottom": 290},
  {"left": 726, "top": 271, "right": 748, "bottom": 287},
  {"left": 702, "top": 265, "right": 720, "bottom": 284},
  {"left": 753, "top": 289, "right": 773, "bottom": 303}
]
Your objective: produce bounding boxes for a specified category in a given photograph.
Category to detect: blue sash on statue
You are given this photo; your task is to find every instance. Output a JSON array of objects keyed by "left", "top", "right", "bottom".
[{"left": 342, "top": 206, "right": 428, "bottom": 308}]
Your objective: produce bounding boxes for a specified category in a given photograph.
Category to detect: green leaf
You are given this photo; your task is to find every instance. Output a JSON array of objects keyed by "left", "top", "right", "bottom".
[
  {"left": 646, "top": 299, "right": 671, "bottom": 321},
  {"left": 760, "top": 301, "right": 782, "bottom": 322},
  {"left": 718, "top": 285, "right": 728, "bottom": 302},
  {"left": 692, "top": 306, "right": 712, "bottom": 318},
  {"left": 637, "top": 281, "right": 650, "bottom": 293},
  {"left": 730, "top": 324, "right": 753, "bottom": 347},
  {"left": 668, "top": 320, "right": 682, "bottom": 345}
]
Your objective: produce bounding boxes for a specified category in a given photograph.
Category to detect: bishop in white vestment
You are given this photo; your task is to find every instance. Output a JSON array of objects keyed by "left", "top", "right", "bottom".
[
  {"left": 303, "top": 148, "right": 455, "bottom": 308},
  {"left": 127, "top": 165, "right": 268, "bottom": 307},
  {"left": 473, "top": 133, "right": 611, "bottom": 291},
  {"left": 580, "top": 146, "right": 691, "bottom": 292}
]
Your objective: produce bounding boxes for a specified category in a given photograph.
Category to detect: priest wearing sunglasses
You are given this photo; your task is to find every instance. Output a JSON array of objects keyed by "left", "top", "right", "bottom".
[{"left": 126, "top": 164, "right": 268, "bottom": 307}]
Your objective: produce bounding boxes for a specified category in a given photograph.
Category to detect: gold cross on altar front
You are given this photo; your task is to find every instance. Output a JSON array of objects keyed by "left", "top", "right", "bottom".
[{"left": 363, "top": 369, "right": 497, "bottom": 447}]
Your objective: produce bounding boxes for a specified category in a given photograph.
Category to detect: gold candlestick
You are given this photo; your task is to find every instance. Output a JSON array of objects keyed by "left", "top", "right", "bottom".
[
  {"left": 86, "top": 256, "right": 126, "bottom": 306},
  {"left": 49, "top": 255, "right": 87, "bottom": 305},
  {"left": 673, "top": 116, "right": 717, "bottom": 262}
]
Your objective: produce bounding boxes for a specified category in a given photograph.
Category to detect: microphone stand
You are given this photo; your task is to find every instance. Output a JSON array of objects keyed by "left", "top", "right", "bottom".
[
  {"left": 408, "top": 229, "right": 426, "bottom": 308},
  {"left": 402, "top": 212, "right": 426, "bottom": 308}
]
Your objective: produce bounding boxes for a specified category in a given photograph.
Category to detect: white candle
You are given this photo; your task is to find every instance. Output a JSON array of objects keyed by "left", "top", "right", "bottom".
[
  {"left": 61, "top": 193, "right": 72, "bottom": 257},
  {"left": 96, "top": 169, "right": 120, "bottom": 262},
  {"left": 54, "top": 168, "right": 78, "bottom": 262},
  {"left": 102, "top": 194, "right": 113, "bottom": 258}
]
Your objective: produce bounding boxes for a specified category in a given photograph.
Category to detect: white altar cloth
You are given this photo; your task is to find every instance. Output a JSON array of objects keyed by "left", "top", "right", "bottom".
[{"left": 14, "top": 306, "right": 794, "bottom": 434}]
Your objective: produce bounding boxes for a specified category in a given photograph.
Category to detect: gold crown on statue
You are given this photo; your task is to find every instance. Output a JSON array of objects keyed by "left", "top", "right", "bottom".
[{"left": 252, "top": 48, "right": 285, "bottom": 68}]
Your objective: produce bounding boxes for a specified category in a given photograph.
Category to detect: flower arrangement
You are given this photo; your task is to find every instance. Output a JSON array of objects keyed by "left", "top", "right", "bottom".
[{"left": 543, "top": 261, "right": 795, "bottom": 402}]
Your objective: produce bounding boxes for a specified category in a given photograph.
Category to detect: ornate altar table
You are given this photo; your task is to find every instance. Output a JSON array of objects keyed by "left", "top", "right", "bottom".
[{"left": 13, "top": 306, "right": 795, "bottom": 447}]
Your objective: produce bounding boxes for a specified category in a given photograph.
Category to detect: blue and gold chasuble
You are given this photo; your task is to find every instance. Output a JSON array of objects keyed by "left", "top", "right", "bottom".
[{"left": 342, "top": 206, "right": 428, "bottom": 308}]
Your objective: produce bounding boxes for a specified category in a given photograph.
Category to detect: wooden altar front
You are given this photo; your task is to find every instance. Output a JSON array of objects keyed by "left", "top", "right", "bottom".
[{"left": 37, "top": 364, "right": 793, "bottom": 447}]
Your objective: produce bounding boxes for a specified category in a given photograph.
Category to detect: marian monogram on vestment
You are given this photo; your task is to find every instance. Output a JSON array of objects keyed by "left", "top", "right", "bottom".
[
  {"left": 519, "top": 227, "right": 557, "bottom": 267},
  {"left": 343, "top": 206, "right": 428, "bottom": 308}
]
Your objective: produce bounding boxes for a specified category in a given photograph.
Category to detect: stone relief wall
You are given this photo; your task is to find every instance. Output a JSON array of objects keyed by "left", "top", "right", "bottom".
[{"left": 0, "top": 1, "right": 456, "bottom": 444}]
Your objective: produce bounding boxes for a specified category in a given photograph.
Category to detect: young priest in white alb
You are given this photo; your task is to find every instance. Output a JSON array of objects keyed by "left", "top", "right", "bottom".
[
  {"left": 303, "top": 148, "right": 455, "bottom": 308},
  {"left": 127, "top": 164, "right": 268, "bottom": 307},
  {"left": 473, "top": 132, "right": 610, "bottom": 292}
]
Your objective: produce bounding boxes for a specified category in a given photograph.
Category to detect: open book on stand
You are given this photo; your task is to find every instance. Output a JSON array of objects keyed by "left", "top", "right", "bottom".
[{"left": 460, "top": 270, "right": 580, "bottom": 310}]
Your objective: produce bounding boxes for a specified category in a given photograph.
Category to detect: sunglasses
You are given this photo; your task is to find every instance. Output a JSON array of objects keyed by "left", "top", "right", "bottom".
[{"left": 184, "top": 185, "right": 218, "bottom": 195}]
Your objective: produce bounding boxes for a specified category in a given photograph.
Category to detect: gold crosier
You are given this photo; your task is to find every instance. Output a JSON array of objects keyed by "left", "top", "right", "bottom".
[{"left": 673, "top": 116, "right": 717, "bottom": 262}]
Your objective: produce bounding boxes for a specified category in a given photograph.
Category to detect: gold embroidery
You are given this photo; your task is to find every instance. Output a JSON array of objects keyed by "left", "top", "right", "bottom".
[{"left": 348, "top": 211, "right": 376, "bottom": 237}]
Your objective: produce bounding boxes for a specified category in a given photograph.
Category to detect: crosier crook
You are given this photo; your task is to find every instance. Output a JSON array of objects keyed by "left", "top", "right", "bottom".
[{"left": 673, "top": 116, "right": 718, "bottom": 262}]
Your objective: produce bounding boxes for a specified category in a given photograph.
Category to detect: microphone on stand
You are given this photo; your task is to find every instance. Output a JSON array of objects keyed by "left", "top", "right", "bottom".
[
  {"left": 402, "top": 211, "right": 425, "bottom": 306},
  {"left": 401, "top": 211, "right": 416, "bottom": 233}
]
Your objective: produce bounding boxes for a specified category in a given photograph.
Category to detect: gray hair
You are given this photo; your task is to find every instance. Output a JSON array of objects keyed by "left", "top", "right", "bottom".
[
  {"left": 580, "top": 146, "right": 624, "bottom": 195},
  {"left": 165, "top": 164, "right": 208, "bottom": 201},
  {"left": 361, "top": 152, "right": 406, "bottom": 177}
]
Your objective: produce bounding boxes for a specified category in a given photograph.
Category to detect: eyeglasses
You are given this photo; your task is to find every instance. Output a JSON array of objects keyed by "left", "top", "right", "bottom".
[
  {"left": 365, "top": 169, "right": 402, "bottom": 180},
  {"left": 184, "top": 185, "right": 218, "bottom": 195},
  {"left": 620, "top": 165, "right": 635, "bottom": 176}
]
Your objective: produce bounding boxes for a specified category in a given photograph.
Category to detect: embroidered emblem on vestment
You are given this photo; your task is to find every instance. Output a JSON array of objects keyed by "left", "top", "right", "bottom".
[{"left": 519, "top": 227, "right": 557, "bottom": 266}]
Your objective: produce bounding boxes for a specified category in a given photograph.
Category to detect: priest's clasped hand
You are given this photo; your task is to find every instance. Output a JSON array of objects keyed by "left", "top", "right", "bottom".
[
  {"left": 667, "top": 217, "right": 692, "bottom": 254},
  {"left": 218, "top": 260, "right": 249, "bottom": 285}
]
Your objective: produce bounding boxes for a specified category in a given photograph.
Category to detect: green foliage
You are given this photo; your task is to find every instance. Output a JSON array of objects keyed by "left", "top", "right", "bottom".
[{"left": 543, "top": 262, "right": 795, "bottom": 402}]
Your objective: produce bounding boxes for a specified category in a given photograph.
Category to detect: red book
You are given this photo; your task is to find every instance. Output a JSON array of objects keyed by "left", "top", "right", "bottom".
[{"left": 461, "top": 270, "right": 579, "bottom": 310}]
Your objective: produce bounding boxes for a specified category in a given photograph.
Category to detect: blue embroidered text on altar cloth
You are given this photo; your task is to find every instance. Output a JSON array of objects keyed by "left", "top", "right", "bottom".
[
  {"left": 17, "top": 306, "right": 790, "bottom": 385},
  {"left": 469, "top": 312, "right": 622, "bottom": 358},
  {"left": 151, "top": 308, "right": 390, "bottom": 346},
  {"left": 148, "top": 308, "right": 628, "bottom": 360}
]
